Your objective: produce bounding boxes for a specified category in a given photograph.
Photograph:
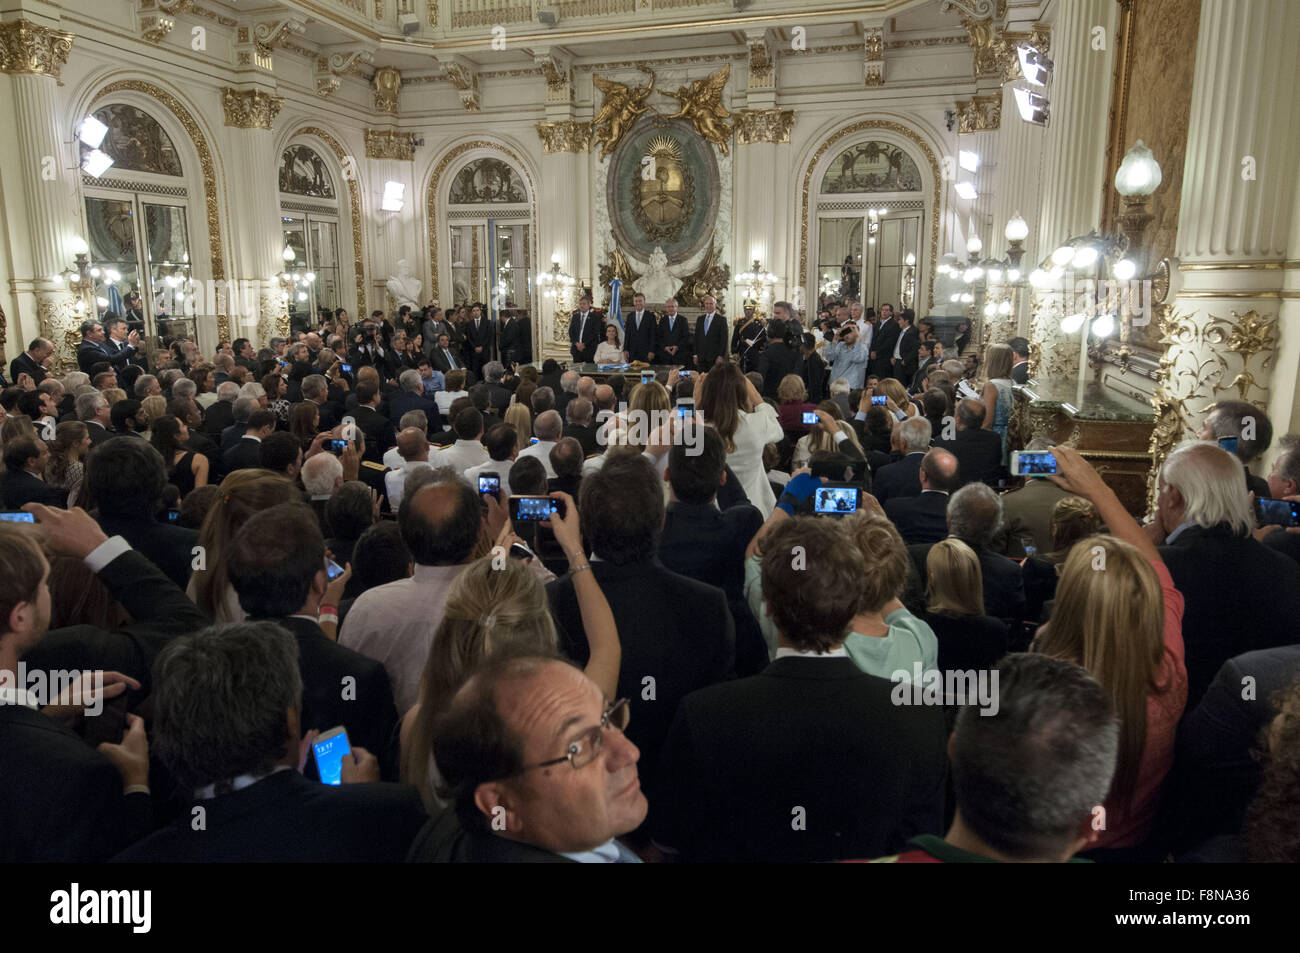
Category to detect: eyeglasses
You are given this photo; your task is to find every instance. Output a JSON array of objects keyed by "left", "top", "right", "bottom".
[{"left": 519, "top": 698, "right": 631, "bottom": 774}]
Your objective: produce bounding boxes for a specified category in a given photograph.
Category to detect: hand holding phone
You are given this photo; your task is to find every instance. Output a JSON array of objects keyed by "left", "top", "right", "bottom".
[
  {"left": 312, "top": 726, "right": 351, "bottom": 785},
  {"left": 1009, "top": 450, "right": 1058, "bottom": 477},
  {"left": 1256, "top": 498, "right": 1300, "bottom": 528},
  {"left": 509, "top": 495, "right": 565, "bottom": 522},
  {"left": 478, "top": 473, "right": 501, "bottom": 500},
  {"left": 801, "top": 411, "right": 818, "bottom": 425}
]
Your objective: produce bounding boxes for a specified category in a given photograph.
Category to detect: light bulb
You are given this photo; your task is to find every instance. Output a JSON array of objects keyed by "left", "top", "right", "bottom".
[
  {"left": 998, "top": 300, "right": 1012, "bottom": 315},
  {"left": 1072, "top": 245, "right": 1099, "bottom": 269},
  {"left": 1112, "top": 258, "right": 1137, "bottom": 281},
  {"left": 1060, "top": 313, "right": 1085, "bottom": 334},
  {"left": 283, "top": 246, "right": 296, "bottom": 261},
  {"left": 1051, "top": 245, "right": 1075, "bottom": 266},
  {"left": 960, "top": 293, "right": 974, "bottom": 304},
  {"left": 987, "top": 268, "right": 1003, "bottom": 284},
  {"left": 966, "top": 235, "right": 984, "bottom": 255},
  {"left": 1005, "top": 213, "right": 1030, "bottom": 242},
  {"left": 1028, "top": 269, "right": 1050, "bottom": 288},
  {"left": 983, "top": 302, "right": 996, "bottom": 317},
  {"left": 1091, "top": 313, "right": 1115, "bottom": 337},
  {"left": 1007, "top": 268, "right": 1021, "bottom": 283}
]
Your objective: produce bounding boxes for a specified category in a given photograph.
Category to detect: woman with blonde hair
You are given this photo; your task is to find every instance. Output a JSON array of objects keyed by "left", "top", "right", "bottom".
[
  {"left": 400, "top": 492, "right": 620, "bottom": 808},
  {"left": 503, "top": 402, "right": 532, "bottom": 452},
  {"left": 875, "top": 377, "right": 917, "bottom": 418},
  {"left": 187, "top": 470, "right": 298, "bottom": 622},
  {"left": 606, "top": 380, "right": 670, "bottom": 451},
  {"left": 791, "top": 400, "right": 862, "bottom": 470},
  {"left": 1033, "top": 445, "right": 1185, "bottom": 854},
  {"left": 137, "top": 394, "right": 169, "bottom": 436},
  {"left": 980, "top": 342, "right": 1016, "bottom": 463},
  {"left": 776, "top": 374, "right": 817, "bottom": 434},
  {"left": 1022, "top": 494, "right": 1100, "bottom": 621},
  {"left": 697, "top": 362, "right": 783, "bottom": 514},
  {"left": 44, "top": 420, "right": 91, "bottom": 508},
  {"left": 922, "top": 538, "right": 1008, "bottom": 675}
]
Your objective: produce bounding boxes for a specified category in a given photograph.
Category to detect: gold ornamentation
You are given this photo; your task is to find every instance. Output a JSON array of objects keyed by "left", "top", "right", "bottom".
[
  {"left": 748, "top": 34, "right": 773, "bottom": 88},
  {"left": 190, "top": 4, "right": 237, "bottom": 27},
  {"left": 449, "top": 2, "right": 530, "bottom": 28},
  {"left": 734, "top": 108, "right": 794, "bottom": 145},
  {"left": 955, "top": 94, "right": 1001, "bottom": 132},
  {"left": 799, "top": 120, "right": 942, "bottom": 310},
  {"left": 37, "top": 292, "right": 81, "bottom": 374},
  {"left": 374, "top": 66, "right": 401, "bottom": 114},
  {"left": 291, "top": 126, "right": 369, "bottom": 317},
  {"left": 252, "top": 16, "right": 307, "bottom": 62},
  {"left": 675, "top": 235, "right": 730, "bottom": 308},
  {"left": 864, "top": 64, "right": 884, "bottom": 87},
  {"left": 864, "top": 27, "right": 884, "bottom": 61},
  {"left": 364, "top": 129, "right": 416, "bottom": 160},
  {"left": 634, "top": 135, "right": 693, "bottom": 243},
  {"left": 221, "top": 88, "right": 283, "bottom": 129},
  {"left": 535, "top": 120, "right": 592, "bottom": 154},
  {"left": 428, "top": 0, "right": 437, "bottom": 26},
  {"left": 592, "top": 70, "right": 656, "bottom": 161},
  {"left": 0, "top": 19, "right": 74, "bottom": 79},
  {"left": 597, "top": 242, "right": 642, "bottom": 292},
  {"left": 997, "top": 23, "right": 1050, "bottom": 83},
  {"left": 442, "top": 62, "right": 479, "bottom": 111},
  {"left": 536, "top": 53, "right": 572, "bottom": 103},
  {"left": 315, "top": 49, "right": 373, "bottom": 97},
  {"left": 663, "top": 64, "right": 734, "bottom": 156}
]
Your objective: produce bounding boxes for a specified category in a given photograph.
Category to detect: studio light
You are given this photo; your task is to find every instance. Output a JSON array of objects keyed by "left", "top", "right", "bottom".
[
  {"left": 81, "top": 149, "right": 114, "bottom": 178},
  {"left": 1017, "top": 45, "right": 1053, "bottom": 87},
  {"left": 954, "top": 181, "right": 978, "bottom": 201},
  {"left": 381, "top": 181, "right": 406, "bottom": 212},
  {"left": 78, "top": 115, "right": 109, "bottom": 149},
  {"left": 959, "top": 150, "right": 980, "bottom": 173},
  {"left": 1014, "top": 87, "right": 1050, "bottom": 125}
]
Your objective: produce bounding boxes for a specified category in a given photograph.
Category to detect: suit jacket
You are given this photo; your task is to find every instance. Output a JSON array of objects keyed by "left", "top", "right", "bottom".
[
  {"left": 499, "top": 315, "right": 531, "bottom": 365},
  {"left": 870, "top": 320, "right": 900, "bottom": 378},
  {"left": 651, "top": 657, "right": 948, "bottom": 862},
  {"left": 934, "top": 428, "right": 1005, "bottom": 487},
  {"left": 261, "top": 615, "right": 398, "bottom": 762},
  {"left": 1160, "top": 523, "right": 1300, "bottom": 709},
  {"left": 76, "top": 339, "right": 109, "bottom": 375},
  {"left": 114, "top": 769, "right": 426, "bottom": 862},
  {"left": 220, "top": 421, "right": 249, "bottom": 452},
  {"left": 873, "top": 451, "right": 926, "bottom": 506},
  {"left": 623, "top": 310, "right": 658, "bottom": 363},
  {"left": 485, "top": 383, "right": 512, "bottom": 415},
  {"left": 563, "top": 422, "right": 602, "bottom": 458},
  {"left": 353, "top": 404, "right": 397, "bottom": 462},
  {"left": 1011, "top": 360, "right": 1030, "bottom": 385},
  {"left": 547, "top": 556, "right": 735, "bottom": 797},
  {"left": 693, "top": 313, "right": 728, "bottom": 368},
  {"left": 429, "top": 346, "right": 461, "bottom": 375},
  {"left": 96, "top": 514, "right": 200, "bottom": 592},
  {"left": 884, "top": 490, "right": 950, "bottom": 545},
  {"left": 1000, "top": 478, "right": 1074, "bottom": 554},
  {"left": 890, "top": 325, "right": 920, "bottom": 382},
  {"left": 201, "top": 400, "right": 236, "bottom": 438},
  {"left": 9, "top": 351, "right": 47, "bottom": 386},
  {"left": 222, "top": 436, "right": 264, "bottom": 474},
  {"left": 657, "top": 313, "right": 691, "bottom": 364},
  {"left": 568, "top": 310, "right": 601, "bottom": 363},
  {"left": 758, "top": 341, "right": 799, "bottom": 399},
  {"left": 408, "top": 805, "right": 573, "bottom": 863},
  {"left": 908, "top": 541, "right": 1025, "bottom": 624},
  {"left": 797, "top": 350, "right": 827, "bottom": 404},
  {"left": 85, "top": 421, "right": 114, "bottom": 447},
  {"left": 1, "top": 468, "right": 66, "bottom": 508},
  {"left": 463, "top": 317, "right": 495, "bottom": 371},
  {"left": 910, "top": 357, "right": 939, "bottom": 393},
  {"left": 388, "top": 391, "right": 442, "bottom": 433}
]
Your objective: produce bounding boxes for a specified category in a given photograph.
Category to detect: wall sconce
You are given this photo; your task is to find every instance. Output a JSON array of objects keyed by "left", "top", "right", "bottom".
[
  {"left": 736, "top": 259, "right": 777, "bottom": 305},
  {"left": 1114, "top": 140, "right": 1163, "bottom": 270}
]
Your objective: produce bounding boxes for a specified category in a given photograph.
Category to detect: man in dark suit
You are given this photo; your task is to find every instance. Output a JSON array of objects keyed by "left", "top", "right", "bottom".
[
  {"left": 347, "top": 316, "right": 392, "bottom": 382},
  {"left": 226, "top": 504, "right": 398, "bottom": 763},
  {"left": 658, "top": 429, "right": 768, "bottom": 676},
  {"left": 351, "top": 380, "right": 397, "bottom": 463},
  {"left": 546, "top": 437, "right": 585, "bottom": 500},
  {"left": 692, "top": 295, "right": 728, "bottom": 369},
  {"left": 76, "top": 318, "right": 134, "bottom": 375},
  {"left": 657, "top": 298, "right": 690, "bottom": 367},
  {"left": 885, "top": 448, "right": 960, "bottom": 546},
  {"left": 910, "top": 341, "right": 942, "bottom": 393},
  {"left": 1196, "top": 399, "right": 1274, "bottom": 501},
  {"left": 1, "top": 437, "right": 64, "bottom": 508},
  {"left": 568, "top": 295, "right": 600, "bottom": 365},
  {"left": 1152, "top": 442, "right": 1300, "bottom": 708},
  {"left": 200, "top": 382, "right": 239, "bottom": 438},
  {"left": 562, "top": 397, "right": 601, "bottom": 458},
  {"left": 934, "top": 398, "right": 1005, "bottom": 487},
  {"left": 869, "top": 302, "right": 898, "bottom": 379},
  {"left": 115, "top": 621, "right": 426, "bottom": 862},
  {"left": 796, "top": 332, "right": 827, "bottom": 403},
  {"left": 421, "top": 310, "right": 454, "bottom": 359},
  {"left": 481, "top": 362, "right": 512, "bottom": 416},
  {"left": 223, "top": 410, "right": 276, "bottom": 474},
  {"left": 547, "top": 454, "right": 734, "bottom": 802},
  {"left": 1007, "top": 337, "right": 1031, "bottom": 385},
  {"left": 498, "top": 311, "right": 531, "bottom": 367},
  {"left": 389, "top": 368, "right": 441, "bottom": 433},
  {"left": 623, "top": 293, "right": 657, "bottom": 364},
  {"left": 429, "top": 332, "right": 462, "bottom": 375},
  {"left": 873, "top": 416, "right": 933, "bottom": 506},
  {"left": 463, "top": 304, "right": 495, "bottom": 377},
  {"left": 887, "top": 309, "right": 920, "bottom": 383},
  {"left": 1, "top": 506, "right": 206, "bottom": 861},
  {"left": 652, "top": 516, "right": 947, "bottom": 862},
  {"left": 758, "top": 321, "right": 799, "bottom": 399},
  {"left": 74, "top": 391, "right": 115, "bottom": 447},
  {"left": 10, "top": 338, "right": 52, "bottom": 387}
]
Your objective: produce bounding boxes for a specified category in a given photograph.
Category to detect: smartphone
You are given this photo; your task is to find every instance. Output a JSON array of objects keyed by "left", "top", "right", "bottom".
[
  {"left": 1009, "top": 450, "right": 1058, "bottom": 477},
  {"left": 802, "top": 411, "right": 819, "bottom": 425},
  {"left": 813, "top": 484, "right": 861, "bottom": 517},
  {"left": 678, "top": 370, "right": 692, "bottom": 378},
  {"left": 165, "top": 509, "right": 180, "bottom": 523},
  {"left": 1256, "top": 498, "right": 1300, "bottom": 528},
  {"left": 1218, "top": 436, "right": 1239, "bottom": 454},
  {"left": 871, "top": 395, "right": 888, "bottom": 406},
  {"left": 82, "top": 694, "right": 129, "bottom": 748},
  {"left": 509, "top": 495, "right": 566, "bottom": 522},
  {"left": 641, "top": 371, "right": 656, "bottom": 384},
  {"left": 325, "top": 438, "right": 348, "bottom": 455},
  {"left": 508, "top": 542, "right": 533, "bottom": 561},
  {"left": 529, "top": 436, "right": 539, "bottom": 445},
  {"left": 676, "top": 397, "right": 695, "bottom": 419},
  {"left": 325, "top": 557, "right": 345, "bottom": 581},
  {"left": 0, "top": 511, "right": 36, "bottom": 523},
  {"left": 312, "top": 726, "right": 352, "bottom": 785},
  {"left": 340, "top": 363, "right": 352, "bottom": 374},
  {"left": 478, "top": 473, "right": 501, "bottom": 498}
]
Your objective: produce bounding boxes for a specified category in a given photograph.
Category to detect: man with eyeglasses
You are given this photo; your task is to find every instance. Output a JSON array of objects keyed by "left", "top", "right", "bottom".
[{"left": 409, "top": 656, "right": 647, "bottom": 863}]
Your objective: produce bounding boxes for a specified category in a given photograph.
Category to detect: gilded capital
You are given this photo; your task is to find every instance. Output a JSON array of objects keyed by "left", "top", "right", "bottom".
[
  {"left": 955, "top": 94, "right": 1001, "bottom": 132},
  {"left": 535, "top": 120, "right": 591, "bottom": 155},
  {"left": 221, "top": 87, "right": 283, "bottom": 129},
  {"left": 364, "top": 128, "right": 416, "bottom": 160},
  {"left": 374, "top": 66, "right": 402, "bottom": 114},
  {"left": 735, "top": 108, "right": 794, "bottom": 145},
  {"left": 0, "top": 18, "right": 73, "bottom": 79}
]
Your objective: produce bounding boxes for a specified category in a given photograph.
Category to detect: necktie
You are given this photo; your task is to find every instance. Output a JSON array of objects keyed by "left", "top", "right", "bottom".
[
  {"left": 704, "top": 314, "right": 711, "bottom": 336},
  {"left": 446, "top": 349, "right": 457, "bottom": 369}
]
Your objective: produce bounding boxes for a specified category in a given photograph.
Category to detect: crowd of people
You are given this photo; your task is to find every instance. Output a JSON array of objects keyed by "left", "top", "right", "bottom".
[{"left": 0, "top": 297, "right": 1297, "bottom": 865}]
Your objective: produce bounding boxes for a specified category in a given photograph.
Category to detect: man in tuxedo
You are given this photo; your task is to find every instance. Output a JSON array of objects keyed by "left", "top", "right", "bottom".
[
  {"left": 223, "top": 410, "right": 276, "bottom": 474},
  {"left": 0, "top": 507, "right": 201, "bottom": 861},
  {"left": 1, "top": 437, "right": 64, "bottom": 508},
  {"left": 389, "top": 369, "right": 441, "bottom": 433},
  {"left": 351, "top": 380, "right": 397, "bottom": 463},
  {"left": 568, "top": 295, "right": 600, "bottom": 365},
  {"left": 693, "top": 295, "right": 728, "bottom": 370},
  {"left": 657, "top": 297, "right": 690, "bottom": 367},
  {"left": 934, "top": 398, "right": 1005, "bottom": 487},
  {"left": 463, "top": 304, "right": 495, "bottom": 377},
  {"left": 409, "top": 655, "right": 646, "bottom": 862},
  {"left": 652, "top": 516, "right": 947, "bottom": 862},
  {"left": 10, "top": 338, "right": 52, "bottom": 387},
  {"left": 796, "top": 332, "right": 827, "bottom": 404},
  {"left": 884, "top": 448, "right": 960, "bottom": 545},
  {"left": 115, "top": 620, "right": 426, "bottom": 862},
  {"left": 1151, "top": 441, "right": 1300, "bottom": 708},
  {"left": 623, "top": 293, "right": 657, "bottom": 364},
  {"left": 547, "top": 453, "right": 734, "bottom": 801},
  {"left": 226, "top": 503, "right": 398, "bottom": 761},
  {"left": 1007, "top": 337, "right": 1031, "bottom": 385},
  {"left": 888, "top": 309, "right": 921, "bottom": 383},
  {"left": 869, "top": 302, "right": 898, "bottom": 379},
  {"left": 758, "top": 321, "right": 799, "bottom": 399},
  {"left": 76, "top": 318, "right": 140, "bottom": 375},
  {"left": 873, "top": 417, "right": 933, "bottom": 506}
]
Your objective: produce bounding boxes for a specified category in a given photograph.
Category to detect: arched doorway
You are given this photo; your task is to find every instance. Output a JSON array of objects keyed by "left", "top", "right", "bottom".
[{"left": 278, "top": 141, "right": 344, "bottom": 336}]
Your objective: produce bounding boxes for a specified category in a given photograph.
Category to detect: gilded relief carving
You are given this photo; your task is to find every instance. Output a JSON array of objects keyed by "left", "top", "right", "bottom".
[
  {"left": 734, "top": 109, "right": 794, "bottom": 145},
  {"left": 535, "top": 120, "right": 592, "bottom": 154},
  {"left": 363, "top": 129, "right": 416, "bottom": 161},
  {"left": 221, "top": 88, "right": 283, "bottom": 129},
  {"left": 0, "top": 19, "right": 74, "bottom": 79},
  {"left": 591, "top": 71, "right": 656, "bottom": 161}
]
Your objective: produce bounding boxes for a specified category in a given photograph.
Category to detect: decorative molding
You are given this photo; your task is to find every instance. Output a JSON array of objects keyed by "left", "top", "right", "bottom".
[
  {"left": 289, "top": 126, "right": 367, "bottom": 318},
  {"left": 220, "top": 87, "right": 283, "bottom": 129},
  {"left": 190, "top": 4, "right": 237, "bottom": 27},
  {"left": 79, "top": 173, "right": 187, "bottom": 196},
  {"left": 0, "top": 18, "right": 73, "bottom": 79},
  {"left": 535, "top": 50, "right": 573, "bottom": 104},
  {"left": 1179, "top": 259, "right": 1300, "bottom": 271},
  {"left": 747, "top": 30, "right": 774, "bottom": 90},
  {"left": 442, "top": 60, "right": 480, "bottom": 111},
  {"left": 364, "top": 128, "right": 415, "bottom": 160},
  {"left": 279, "top": 199, "right": 338, "bottom": 214},
  {"left": 955, "top": 93, "right": 1000, "bottom": 132},
  {"left": 535, "top": 119, "right": 591, "bottom": 154},
  {"left": 863, "top": 25, "right": 884, "bottom": 87},
  {"left": 734, "top": 108, "right": 794, "bottom": 145},
  {"left": 374, "top": 66, "right": 401, "bottom": 114},
  {"left": 139, "top": 0, "right": 194, "bottom": 44},
  {"left": 253, "top": 16, "right": 307, "bottom": 61},
  {"left": 577, "top": 53, "right": 745, "bottom": 71}
]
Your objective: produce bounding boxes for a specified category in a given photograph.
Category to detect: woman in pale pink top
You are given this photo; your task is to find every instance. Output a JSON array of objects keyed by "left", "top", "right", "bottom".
[{"left": 1032, "top": 446, "right": 1187, "bottom": 851}]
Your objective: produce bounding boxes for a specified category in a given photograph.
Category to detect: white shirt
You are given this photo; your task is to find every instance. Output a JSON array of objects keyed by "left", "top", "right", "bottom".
[
  {"left": 892, "top": 325, "right": 905, "bottom": 360},
  {"left": 576, "top": 311, "right": 590, "bottom": 339},
  {"left": 516, "top": 439, "right": 558, "bottom": 478},
  {"left": 383, "top": 445, "right": 436, "bottom": 470},
  {"left": 703, "top": 402, "right": 784, "bottom": 516},
  {"left": 432, "top": 438, "right": 489, "bottom": 475},
  {"left": 464, "top": 458, "right": 513, "bottom": 497},
  {"left": 435, "top": 389, "right": 468, "bottom": 416},
  {"left": 385, "top": 461, "right": 432, "bottom": 508},
  {"left": 774, "top": 646, "right": 850, "bottom": 659}
]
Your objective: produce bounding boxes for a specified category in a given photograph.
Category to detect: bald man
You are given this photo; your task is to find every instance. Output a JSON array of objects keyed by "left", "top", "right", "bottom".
[
  {"left": 385, "top": 427, "right": 434, "bottom": 508},
  {"left": 884, "top": 447, "right": 963, "bottom": 545}
]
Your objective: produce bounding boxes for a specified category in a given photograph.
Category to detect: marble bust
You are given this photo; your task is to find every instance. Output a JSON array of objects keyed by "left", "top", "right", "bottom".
[
  {"left": 386, "top": 259, "right": 422, "bottom": 310},
  {"left": 633, "top": 246, "right": 679, "bottom": 305}
]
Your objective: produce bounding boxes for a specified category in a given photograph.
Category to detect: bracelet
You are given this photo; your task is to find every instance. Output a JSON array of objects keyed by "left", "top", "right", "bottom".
[
  {"left": 570, "top": 563, "right": 592, "bottom": 575},
  {"left": 318, "top": 606, "right": 339, "bottom": 622}
]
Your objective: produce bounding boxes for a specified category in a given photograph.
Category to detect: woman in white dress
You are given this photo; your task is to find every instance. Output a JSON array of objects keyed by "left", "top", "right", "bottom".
[
  {"left": 698, "top": 362, "right": 784, "bottom": 515},
  {"left": 593, "top": 323, "right": 625, "bottom": 364}
]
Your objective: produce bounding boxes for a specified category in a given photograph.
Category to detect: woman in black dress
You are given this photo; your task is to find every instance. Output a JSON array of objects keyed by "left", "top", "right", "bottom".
[
  {"left": 922, "top": 538, "right": 1008, "bottom": 674},
  {"left": 151, "top": 414, "right": 208, "bottom": 499}
]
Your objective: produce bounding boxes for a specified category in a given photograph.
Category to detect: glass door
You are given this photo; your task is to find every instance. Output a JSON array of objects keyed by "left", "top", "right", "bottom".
[
  {"left": 449, "top": 223, "right": 487, "bottom": 306},
  {"left": 280, "top": 214, "right": 340, "bottom": 333}
]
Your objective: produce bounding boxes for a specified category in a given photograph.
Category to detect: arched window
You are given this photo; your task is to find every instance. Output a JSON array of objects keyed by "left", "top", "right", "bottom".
[
  {"left": 445, "top": 156, "right": 531, "bottom": 311},
  {"left": 279, "top": 143, "right": 342, "bottom": 333}
]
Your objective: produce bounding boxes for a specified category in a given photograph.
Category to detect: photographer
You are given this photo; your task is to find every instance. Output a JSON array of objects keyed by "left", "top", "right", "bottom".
[
  {"left": 823, "top": 321, "right": 870, "bottom": 391},
  {"left": 348, "top": 316, "right": 391, "bottom": 382}
]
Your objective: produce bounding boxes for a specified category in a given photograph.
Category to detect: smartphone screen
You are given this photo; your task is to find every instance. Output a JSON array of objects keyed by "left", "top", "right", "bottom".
[
  {"left": 802, "top": 411, "right": 818, "bottom": 425},
  {"left": 1012, "top": 451, "right": 1058, "bottom": 477},
  {"left": 0, "top": 511, "right": 36, "bottom": 523},
  {"left": 312, "top": 727, "right": 351, "bottom": 785},
  {"left": 1218, "top": 436, "right": 1239, "bottom": 454},
  {"left": 509, "top": 495, "right": 563, "bottom": 521},
  {"left": 641, "top": 372, "right": 655, "bottom": 384},
  {"left": 871, "top": 395, "right": 888, "bottom": 406},
  {"left": 165, "top": 510, "right": 180, "bottom": 523},
  {"left": 340, "top": 363, "right": 352, "bottom": 374},
  {"left": 529, "top": 436, "right": 539, "bottom": 445},
  {"left": 478, "top": 474, "right": 500, "bottom": 497},
  {"left": 326, "top": 439, "right": 348, "bottom": 455},
  {"left": 813, "top": 485, "right": 860, "bottom": 516},
  {"left": 325, "top": 558, "right": 345, "bottom": 581},
  {"left": 1256, "top": 498, "right": 1300, "bottom": 527},
  {"left": 676, "top": 398, "right": 695, "bottom": 419}
]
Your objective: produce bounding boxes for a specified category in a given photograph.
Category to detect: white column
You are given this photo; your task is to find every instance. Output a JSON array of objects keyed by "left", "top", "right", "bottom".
[
  {"left": 538, "top": 145, "right": 578, "bottom": 359},
  {"left": 989, "top": 82, "right": 1047, "bottom": 336}
]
